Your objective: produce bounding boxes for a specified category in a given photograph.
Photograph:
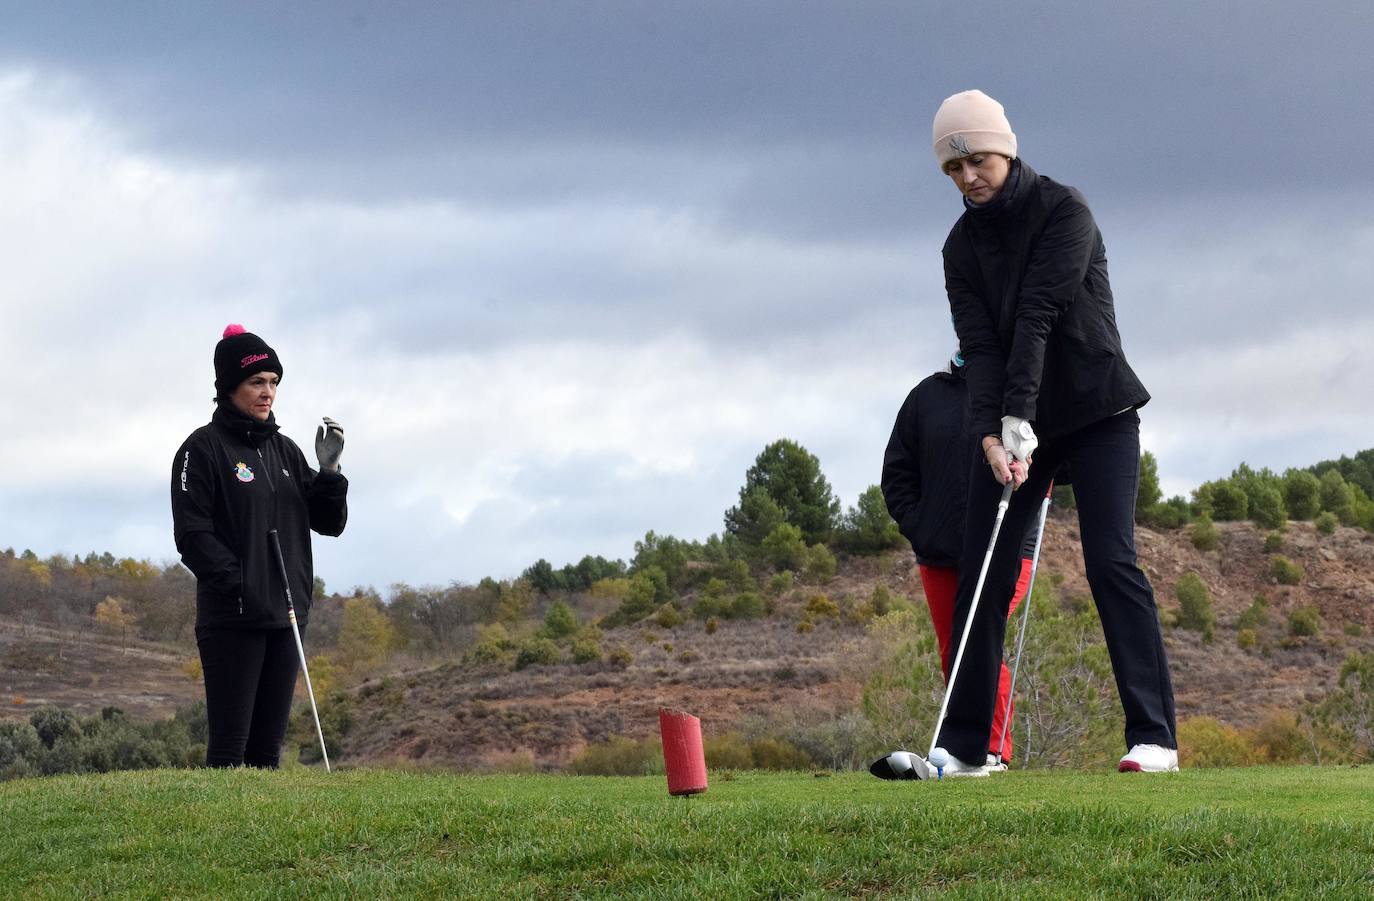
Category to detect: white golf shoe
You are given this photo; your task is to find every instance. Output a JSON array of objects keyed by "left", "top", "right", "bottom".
[
  {"left": 930, "top": 748, "right": 990, "bottom": 778},
  {"left": 1118, "top": 743, "right": 1179, "bottom": 773}
]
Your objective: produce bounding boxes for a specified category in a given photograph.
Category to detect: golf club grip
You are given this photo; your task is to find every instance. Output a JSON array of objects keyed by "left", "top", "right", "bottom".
[{"left": 267, "top": 529, "right": 295, "bottom": 611}]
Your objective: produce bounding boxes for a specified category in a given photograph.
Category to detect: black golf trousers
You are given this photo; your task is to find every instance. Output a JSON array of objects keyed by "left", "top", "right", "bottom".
[
  {"left": 936, "top": 410, "right": 1177, "bottom": 763},
  {"left": 197, "top": 626, "right": 302, "bottom": 768}
]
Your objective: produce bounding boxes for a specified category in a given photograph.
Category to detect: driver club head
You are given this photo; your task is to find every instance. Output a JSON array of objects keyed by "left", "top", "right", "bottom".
[{"left": 868, "top": 750, "right": 932, "bottom": 780}]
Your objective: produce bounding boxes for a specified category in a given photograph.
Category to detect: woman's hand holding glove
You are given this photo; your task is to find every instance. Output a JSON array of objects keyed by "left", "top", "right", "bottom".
[{"left": 315, "top": 417, "right": 345, "bottom": 472}]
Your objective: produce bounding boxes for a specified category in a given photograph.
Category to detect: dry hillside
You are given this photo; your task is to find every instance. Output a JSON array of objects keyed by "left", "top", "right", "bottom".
[
  {"left": 336, "top": 518, "right": 1374, "bottom": 770},
  {"left": 4, "top": 518, "right": 1370, "bottom": 768}
]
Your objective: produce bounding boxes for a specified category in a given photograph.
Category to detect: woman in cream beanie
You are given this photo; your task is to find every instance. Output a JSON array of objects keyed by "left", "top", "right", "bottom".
[{"left": 926, "top": 89, "right": 1179, "bottom": 777}]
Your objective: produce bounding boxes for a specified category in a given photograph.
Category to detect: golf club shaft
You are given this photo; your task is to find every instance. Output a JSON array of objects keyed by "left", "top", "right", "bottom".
[
  {"left": 928, "top": 481, "right": 1014, "bottom": 759},
  {"left": 268, "top": 530, "right": 331, "bottom": 773},
  {"left": 996, "top": 484, "right": 1053, "bottom": 763}
]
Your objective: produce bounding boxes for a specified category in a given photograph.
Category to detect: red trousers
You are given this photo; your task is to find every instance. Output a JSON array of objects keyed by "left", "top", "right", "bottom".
[{"left": 919, "top": 559, "right": 1033, "bottom": 761}]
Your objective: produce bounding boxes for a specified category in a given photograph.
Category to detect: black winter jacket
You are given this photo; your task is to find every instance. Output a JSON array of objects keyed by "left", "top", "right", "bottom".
[
  {"left": 881, "top": 368, "right": 976, "bottom": 566},
  {"left": 882, "top": 366, "right": 1051, "bottom": 567},
  {"left": 944, "top": 160, "right": 1150, "bottom": 442},
  {"left": 171, "top": 405, "right": 348, "bottom": 633}
]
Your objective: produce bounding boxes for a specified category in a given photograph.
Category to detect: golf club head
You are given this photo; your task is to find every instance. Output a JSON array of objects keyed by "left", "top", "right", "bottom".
[{"left": 868, "top": 750, "right": 932, "bottom": 780}]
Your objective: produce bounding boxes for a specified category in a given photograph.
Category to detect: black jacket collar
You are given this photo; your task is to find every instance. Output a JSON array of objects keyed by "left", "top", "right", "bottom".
[
  {"left": 212, "top": 404, "right": 281, "bottom": 447},
  {"left": 965, "top": 159, "right": 1035, "bottom": 219}
]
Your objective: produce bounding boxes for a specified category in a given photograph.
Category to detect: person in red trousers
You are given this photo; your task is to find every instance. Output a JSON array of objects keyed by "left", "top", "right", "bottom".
[{"left": 881, "top": 351, "right": 1046, "bottom": 769}]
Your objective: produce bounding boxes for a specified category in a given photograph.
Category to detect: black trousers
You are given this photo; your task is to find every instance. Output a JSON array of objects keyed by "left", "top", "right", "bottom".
[
  {"left": 197, "top": 626, "right": 302, "bottom": 768},
  {"left": 936, "top": 410, "right": 1176, "bottom": 762}
]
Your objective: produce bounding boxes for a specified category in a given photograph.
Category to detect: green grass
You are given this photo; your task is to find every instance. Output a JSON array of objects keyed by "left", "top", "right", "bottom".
[{"left": 3, "top": 767, "right": 1373, "bottom": 898}]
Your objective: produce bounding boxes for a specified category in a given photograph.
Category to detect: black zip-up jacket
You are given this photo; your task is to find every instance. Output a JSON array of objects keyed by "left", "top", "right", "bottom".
[
  {"left": 171, "top": 405, "right": 348, "bottom": 633},
  {"left": 944, "top": 160, "right": 1150, "bottom": 442},
  {"left": 882, "top": 366, "right": 1051, "bottom": 567},
  {"left": 881, "top": 368, "right": 976, "bottom": 566}
]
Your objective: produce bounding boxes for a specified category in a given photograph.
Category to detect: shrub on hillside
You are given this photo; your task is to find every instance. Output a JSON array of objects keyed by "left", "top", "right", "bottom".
[
  {"left": 653, "top": 603, "right": 683, "bottom": 629},
  {"left": 693, "top": 580, "right": 730, "bottom": 619},
  {"left": 1319, "top": 469, "right": 1355, "bottom": 520},
  {"left": 1251, "top": 485, "right": 1287, "bottom": 530},
  {"left": 766, "top": 570, "right": 795, "bottom": 597},
  {"left": 803, "top": 544, "right": 837, "bottom": 583},
  {"left": 1312, "top": 651, "right": 1374, "bottom": 760},
  {"left": 805, "top": 594, "right": 840, "bottom": 620},
  {"left": 725, "top": 487, "right": 786, "bottom": 554},
  {"left": 835, "top": 485, "right": 903, "bottom": 555},
  {"left": 704, "top": 733, "right": 754, "bottom": 770},
  {"left": 539, "top": 600, "right": 579, "bottom": 640},
  {"left": 601, "top": 573, "right": 660, "bottom": 628},
  {"left": 0, "top": 721, "right": 42, "bottom": 780},
  {"left": 1287, "top": 606, "right": 1321, "bottom": 637},
  {"left": 1271, "top": 555, "right": 1304, "bottom": 585},
  {"left": 606, "top": 645, "right": 634, "bottom": 668},
  {"left": 470, "top": 623, "right": 517, "bottom": 665},
  {"left": 1175, "top": 572, "right": 1215, "bottom": 641},
  {"left": 3, "top": 704, "right": 203, "bottom": 781},
  {"left": 1237, "top": 595, "right": 1270, "bottom": 631},
  {"left": 1315, "top": 512, "right": 1338, "bottom": 535},
  {"left": 1210, "top": 482, "right": 1249, "bottom": 520},
  {"left": 728, "top": 592, "right": 766, "bottom": 620},
  {"left": 1178, "top": 716, "right": 1257, "bottom": 768},
  {"left": 1283, "top": 469, "right": 1322, "bottom": 520},
  {"left": 1190, "top": 516, "right": 1220, "bottom": 551},
  {"left": 567, "top": 735, "right": 662, "bottom": 776},
  {"left": 869, "top": 584, "right": 899, "bottom": 617},
  {"left": 760, "top": 523, "right": 808, "bottom": 571},
  {"left": 589, "top": 577, "right": 631, "bottom": 601},
  {"left": 1262, "top": 532, "right": 1284, "bottom": 552},
  {"left": 704, "top": 617, "right": 719, "bottom": 635},
  {"left": 1248, "top": 711, "right": 1314, "bottom": 764},
  {"left": 750, "top": 737, "right": 816, "bottom": 771},
  {"left": 570, "top": 636, "right": 602, "bottom": 664},
  {"left": 705, "top": 730, "right": 823, "bottom": 772},
  {"left": 1144, "top": 496, "right": 1191, "bottom": 529},
  {"left": 1237, "top": 629, "right": 1256, "bottom": 650},
  {"left": 514, "top": 638, "right": 560, "bottom": 670}
]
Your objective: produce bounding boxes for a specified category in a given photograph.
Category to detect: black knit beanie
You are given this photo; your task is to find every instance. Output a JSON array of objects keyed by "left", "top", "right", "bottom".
[{"left": 213, "top": 324, "right": 283, "bottom": 398}]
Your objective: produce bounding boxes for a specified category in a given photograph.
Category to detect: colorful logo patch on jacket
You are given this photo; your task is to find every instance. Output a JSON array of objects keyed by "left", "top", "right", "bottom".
[{"left": 234, "top": 462, "right": 255, "bottom": 483}]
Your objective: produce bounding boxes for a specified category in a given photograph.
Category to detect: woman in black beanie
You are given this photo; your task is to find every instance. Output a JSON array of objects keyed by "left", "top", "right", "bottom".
[{"left": 171, "top": 325, "right": 349, "bottom": 768}]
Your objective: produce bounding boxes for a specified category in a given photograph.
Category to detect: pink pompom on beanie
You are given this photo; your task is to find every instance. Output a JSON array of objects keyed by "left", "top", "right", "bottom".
[{"left": 932, "top": 90, "right": 1017, "bottom": 165}]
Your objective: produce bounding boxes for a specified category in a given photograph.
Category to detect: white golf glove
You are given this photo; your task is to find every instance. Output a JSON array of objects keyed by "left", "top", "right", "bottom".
[
  {"left": 315, "top": 417, "right": 345, "bottom": 472},
  {"left": 1001, "top": 415, "right": 1038, "bottom": 464}
]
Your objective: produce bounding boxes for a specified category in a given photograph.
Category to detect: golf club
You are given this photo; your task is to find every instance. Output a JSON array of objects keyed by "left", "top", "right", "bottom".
[
  {"left": 994, "top": 482, "right": 1053, "bottom": 765},
  {"left": 268, "top": 529, "right": 331, "bottom": 773},
  {"left": 871, "top": 481, "right": 1017, "bottom": 780},
  {"left": 926, "top": 481, "right": 1015, "bottom": 770}
]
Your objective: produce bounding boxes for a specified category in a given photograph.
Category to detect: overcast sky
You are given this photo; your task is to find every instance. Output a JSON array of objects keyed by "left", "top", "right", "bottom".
[{"left": 2, "top": 2, "right": 1371, "bottom": 592}]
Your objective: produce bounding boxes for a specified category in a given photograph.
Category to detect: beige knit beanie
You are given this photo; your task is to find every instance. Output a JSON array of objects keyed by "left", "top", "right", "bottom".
[{"left": 932, "top": 90, "right": 1017, "bottom": 165}]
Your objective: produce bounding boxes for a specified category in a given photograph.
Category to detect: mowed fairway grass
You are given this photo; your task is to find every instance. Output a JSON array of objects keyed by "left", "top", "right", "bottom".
[{"left": 2, "top": 767, "right": 1372, "bottom": 899}]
